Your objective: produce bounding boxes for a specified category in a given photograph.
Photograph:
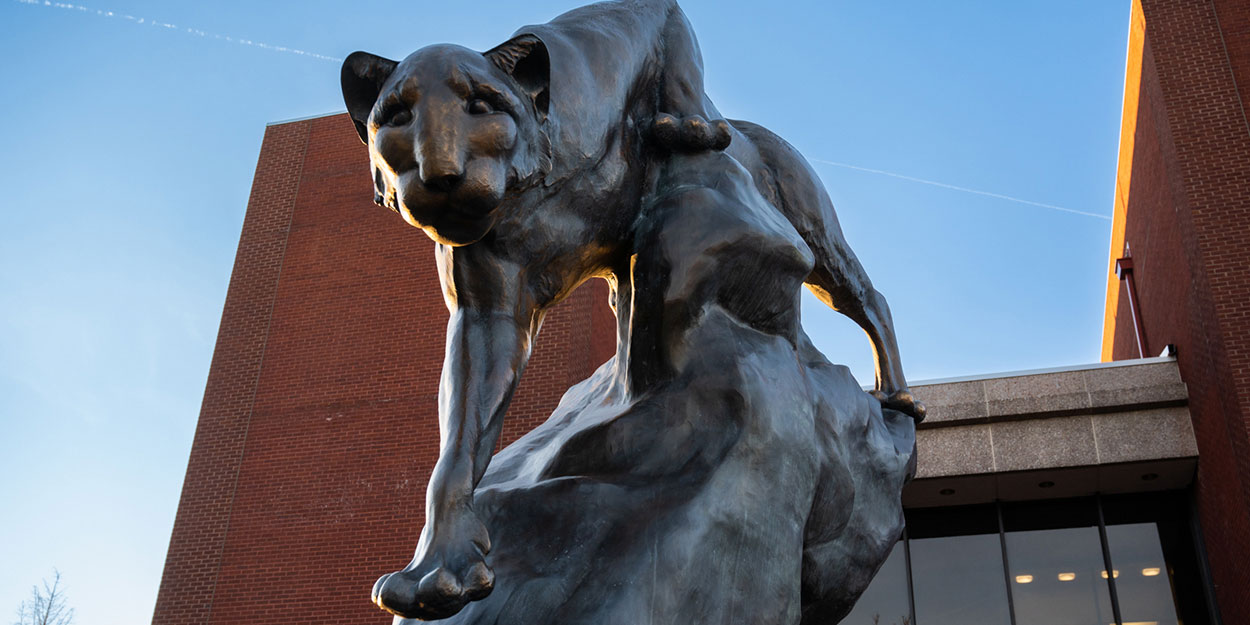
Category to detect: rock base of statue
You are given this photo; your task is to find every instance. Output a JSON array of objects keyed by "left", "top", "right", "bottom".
[{"left": 396, "top": 311, "right": 916, "bottom": 625}]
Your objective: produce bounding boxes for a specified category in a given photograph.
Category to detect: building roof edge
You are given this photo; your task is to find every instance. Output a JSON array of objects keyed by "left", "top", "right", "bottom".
[
  {"left": 910, "top": 355, "right": 1176, "bottom": 387},
  {"left": 267, "top": 110, "right": 348, "bottom": 126}
]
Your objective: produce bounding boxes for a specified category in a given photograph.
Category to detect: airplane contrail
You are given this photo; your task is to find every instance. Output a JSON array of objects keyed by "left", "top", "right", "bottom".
[
  {"left": 809, "top": 157, "right": 1111, "bottom": 220},
  {"left": 11, "top": 0, "right": 1112, "bottom": 223},
  {"left": 12, "top": 0, "right": 342, "bottom": 63}
]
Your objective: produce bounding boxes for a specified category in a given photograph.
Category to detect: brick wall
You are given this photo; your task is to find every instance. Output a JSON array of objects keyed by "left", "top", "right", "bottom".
[
  {"left": 1104, "top": 0, "right": 1250, "bottom": 621},
  {"left": 152, "top": 114, "right": 614, "bottom": 625}
]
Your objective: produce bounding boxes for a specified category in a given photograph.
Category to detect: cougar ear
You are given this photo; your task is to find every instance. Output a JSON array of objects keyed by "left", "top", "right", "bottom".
[
  {"left": 485, "top": 35, "right": 550, "bottom": 121},
  {"left": 341, "top": 51, "right": 398, "bottom": 144}
]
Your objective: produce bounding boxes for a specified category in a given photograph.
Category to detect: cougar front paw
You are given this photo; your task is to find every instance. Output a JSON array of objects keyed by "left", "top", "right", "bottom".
[
  {"left": 372, "top": 517, "right": 495, "bottom": 620},
  {"left": 652, "top": 113, "right": 732, "bottom": 152},
  {"left": 869, "top": 389, "right": 926, "bottom": 422}
]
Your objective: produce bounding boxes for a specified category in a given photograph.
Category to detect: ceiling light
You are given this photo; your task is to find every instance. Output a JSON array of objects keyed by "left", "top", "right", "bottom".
[
  {"left": 1142, "top": 567, "right": 1161, "bottom": 577},
  {"left": 1101, "top": 570, "right": 1120, "bottom": 579},
  {"left": 1058, "top": 572, "right": 1076, "bottom": 582},
  {"left": 1015, "top": 575, "right": 1033, "bottom": 584}
]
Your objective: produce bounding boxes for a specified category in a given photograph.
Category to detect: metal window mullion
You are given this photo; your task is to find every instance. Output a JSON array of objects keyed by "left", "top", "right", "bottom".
[
  {"left": 997, "top": 502, "right": 1018, "bottom": 625},
  {"left": 1187, "top": 488, "right": 1224, "bottom": 625},
  {"left": 1097, "top": 495, "right": 1125, "bottom": 625},
  {"left": 903, "top": 528, "right": 916, "bottom": 625}
]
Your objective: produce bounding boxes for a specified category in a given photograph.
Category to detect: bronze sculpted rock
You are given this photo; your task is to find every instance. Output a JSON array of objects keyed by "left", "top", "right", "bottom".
[{"left": 340, "top": 1, "right": 922, "bottom": 623}]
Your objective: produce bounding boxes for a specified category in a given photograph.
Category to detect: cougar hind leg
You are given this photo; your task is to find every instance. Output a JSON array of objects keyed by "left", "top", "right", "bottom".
[{"left": 806, "top": 265, "right": 923, "bottom": 420}]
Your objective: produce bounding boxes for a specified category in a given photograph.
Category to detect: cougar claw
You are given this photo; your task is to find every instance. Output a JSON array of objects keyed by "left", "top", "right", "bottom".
[
  {"left": 653, "top": 113, "right": 732, "bottom": 152},
  {"left": 869, "top": 388, "right": 926, "bottom": 422},
  {"left": 372, "top": 515, "right": 495, "bottom": 620}
]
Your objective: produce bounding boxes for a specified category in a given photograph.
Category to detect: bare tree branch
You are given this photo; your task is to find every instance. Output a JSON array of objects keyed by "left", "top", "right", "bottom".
[{"left": 13, "top": 569, "right": 74, "bottom": 625}]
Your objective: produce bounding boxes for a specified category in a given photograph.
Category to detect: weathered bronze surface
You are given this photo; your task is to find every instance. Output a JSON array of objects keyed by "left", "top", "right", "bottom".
[{"left": 341, "top": 1, "right": 922, "bottom": 622}]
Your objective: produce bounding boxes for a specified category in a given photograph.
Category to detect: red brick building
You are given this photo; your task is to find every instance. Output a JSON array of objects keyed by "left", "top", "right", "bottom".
[
  {"left": 148, "top": 114, "right": 615, "bottom": 625},
  {"left": 1102, "top": 0, "right": 1250, "bottom": 620},
  {"left": 153, "top": 1, "right": 1249, "bottom": 622}
]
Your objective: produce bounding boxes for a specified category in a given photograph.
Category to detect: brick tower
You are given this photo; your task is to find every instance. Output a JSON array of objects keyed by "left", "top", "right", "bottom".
[
  {"left": 1102, "top": 0, "right": 1250, "bottom": 619},
  {"left": 149, "top": 114, "right": 615, "bottom": 625}
]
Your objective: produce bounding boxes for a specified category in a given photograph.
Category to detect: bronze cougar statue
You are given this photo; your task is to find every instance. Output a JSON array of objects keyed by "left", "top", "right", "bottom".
[{"left": 341, "top": 1, "right": 921, "bottom": 622}]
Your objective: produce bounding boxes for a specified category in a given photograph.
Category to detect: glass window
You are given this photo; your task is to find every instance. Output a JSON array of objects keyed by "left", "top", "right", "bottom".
[
  {"left": 841, "top": 541, "right": 910, "bottom": 625},
  {"left": 1003, "top": 499, "right": 1115, "bottom": 625},
  {"left": 897, "top": 494, "right": 1211, "bottom": 625},
  {"left": 1005, "top": 527, "right": 1116, "bottom": 625},
  {"left": 1105, "top": 522, "right": 1180, "bottom": 625},
  {"left": 1102, "top": 492, "right": 1205, "bottom": 625},
  {"left": 907, "top": 505, "right": 1012, "bottom": 625}
]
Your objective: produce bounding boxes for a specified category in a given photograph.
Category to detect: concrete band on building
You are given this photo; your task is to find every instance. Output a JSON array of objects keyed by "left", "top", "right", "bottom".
[{"left": 151, "top": 1, "right": 1250, "bottom": 623}]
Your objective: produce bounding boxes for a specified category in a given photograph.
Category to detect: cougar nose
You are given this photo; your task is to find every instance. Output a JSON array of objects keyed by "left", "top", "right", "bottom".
[{"left": 422, "top": 172, "right": 463, "bottom": 193}]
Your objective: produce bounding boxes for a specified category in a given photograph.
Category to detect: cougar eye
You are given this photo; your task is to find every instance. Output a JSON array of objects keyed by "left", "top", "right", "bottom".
[
  {"left": 468, "top": 98, "right": 493, "bottom": 115},
  {"left": 379, "top": 106, "right": 412, "bottom": 127}
]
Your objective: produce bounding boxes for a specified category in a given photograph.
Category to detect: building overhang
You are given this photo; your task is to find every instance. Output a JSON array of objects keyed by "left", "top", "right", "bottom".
[{"left": 905, "top": 357, "right": 1195, "bottom": 508}]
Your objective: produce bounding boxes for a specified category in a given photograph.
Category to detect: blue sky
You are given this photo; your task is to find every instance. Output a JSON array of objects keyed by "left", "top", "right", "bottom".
[{"left": 0, "top": 2, "right": 1128, "bottom": 623}]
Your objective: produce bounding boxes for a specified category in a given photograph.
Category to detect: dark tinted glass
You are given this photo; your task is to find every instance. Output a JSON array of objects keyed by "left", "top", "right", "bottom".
[
  {"left": 842, "top": 541, "right": 910, "bottom": 625},
  {"left": 1105, "top": 523, "right": 1179, "bottom": 625},
  {"left": 1102, "top": 493, "right": 1207, "bottom": 625},
  {"left": 899, "top": 494, "right": 1212, "bottom": 625},
  {"left": 907, "top": 505, "right": 1011, "bottom": 625},
  {"left": 1005, "top": 526, "right": 1115, "bottom": 625},
  {"left": 1003, "top": 499, "right": 1115, "bottom": 625}
]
